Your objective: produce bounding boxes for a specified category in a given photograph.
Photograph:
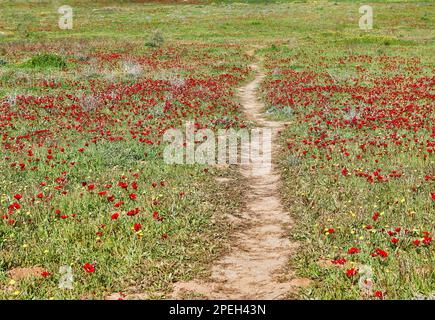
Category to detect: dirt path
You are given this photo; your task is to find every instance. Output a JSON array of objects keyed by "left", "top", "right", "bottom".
[{"left": 171, "top": 60, "right": 307, "bottom": 299}]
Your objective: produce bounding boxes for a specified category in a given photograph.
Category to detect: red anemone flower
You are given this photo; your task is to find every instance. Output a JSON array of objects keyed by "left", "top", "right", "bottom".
[{"left": 83, "top": 263, "right": 95, "bottom": 273}]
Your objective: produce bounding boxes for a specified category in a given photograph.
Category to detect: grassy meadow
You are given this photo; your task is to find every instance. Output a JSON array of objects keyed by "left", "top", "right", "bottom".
[{"left": 0, "top": 0, "right": 433, "bottom": 299}]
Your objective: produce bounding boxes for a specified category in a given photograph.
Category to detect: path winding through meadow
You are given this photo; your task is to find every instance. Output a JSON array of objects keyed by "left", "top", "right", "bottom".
[{"left": 172, "top": 57, "right": 308, "bottom": 299}]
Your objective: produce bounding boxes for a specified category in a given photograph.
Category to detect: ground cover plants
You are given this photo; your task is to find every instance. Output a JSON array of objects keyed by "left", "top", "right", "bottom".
[
  {"left": 0, "top": 0, "right": 433, "bottom": 300},
  {"left": 261, "top": 45, "right": 434, "bottom": 299},
  {"left": 0, "top": 40, "right": 250, "bottom": 299}
]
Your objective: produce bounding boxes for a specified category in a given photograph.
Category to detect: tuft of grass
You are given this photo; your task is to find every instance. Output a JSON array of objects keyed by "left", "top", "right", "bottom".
[
  {"left": 23, "top": 53, "right": 67, "bottom": 69},
  {"left": 145, "top": 30, "right": 165, "bottom": 48},
  {"left": 341, "top": 34, "right": 416, "bottom": 46}
]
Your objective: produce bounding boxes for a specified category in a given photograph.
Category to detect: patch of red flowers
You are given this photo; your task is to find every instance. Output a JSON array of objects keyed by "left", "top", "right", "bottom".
[
  {"left": 372, "top": 248, "right": 388, "bottom": 258},
  {"left": 346, "top": 268, "right": 358, "bottom": 277},
  {"left": 374, "top": 290, "right": 383, "bottom": 299},
  {"left": 348, "top": 247, "right": 360, "bottom": 254},
  {"left": 153, "top": 211, "right": 164, "bottom": 221},
  {"left": 332, "top": 258, "right": 347, "bottom": 265},
  {"left": 83, "top": 263, "right": 95, "bottom": 273}
]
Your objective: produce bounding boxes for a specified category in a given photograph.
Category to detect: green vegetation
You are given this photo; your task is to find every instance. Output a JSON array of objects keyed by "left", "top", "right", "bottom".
[
  {"left": 23, "top": 53, "right": 67, "bottom": 69},
  {"left": 0, "top": 0, "right": 433, "bottom": 300}
]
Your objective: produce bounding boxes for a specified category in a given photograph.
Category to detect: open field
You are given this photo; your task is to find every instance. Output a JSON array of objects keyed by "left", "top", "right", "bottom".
[
  {"left": 261, "top": 43, "right": 434, "bottom": 299},
  {"left": 0, "top": 0, "right": 433, "bottom": 300}
]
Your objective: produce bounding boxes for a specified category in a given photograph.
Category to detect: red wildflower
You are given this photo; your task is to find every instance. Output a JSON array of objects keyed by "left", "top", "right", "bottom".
[
  {"left": 129, "top": 193, "right": 137, "bottom": 200},
  {"left": 111, "top": 212, "right": 119, "bottom": 220},
  {"left": 14, "top": 194, "right": 22, "bottom": 200},
  {"left": 346, "top": 268, "right": 358, "bottom": 277},
  {"left": 83, "top": 263, "right": 95, "bottom": 273},
  {"left": 114, "top": 201, "right": 124, "bottom": 208},
  {"left": 10, "top": 202, "right": 21, "bottom": 210},
  {"left": 374, "top": 291, "right": 383, "bottom": 299},
  {"left": 133, "top": 223, "right": 141, "bottom": 232},
  {"left": 348, "top": 247, "right": 360, "bottom": 254},
  {"left": 127, "top": 208, "right": 139, "bottom": 216},
  {"left": 41, "top": 271, "right": 50, "bottom": 277},
  {"left": 373, "top": 248, "right": 388, "bottom": 258},
  {"left": 332, "top": 258, "right": 347, "bottom": 265},
  {"left": 423, "top": 236, "right": 432, "bottom": 246}
]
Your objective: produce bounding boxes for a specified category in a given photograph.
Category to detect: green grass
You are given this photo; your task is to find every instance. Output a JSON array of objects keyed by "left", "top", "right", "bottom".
[
  {"left": 0, "top": 36, "right": 250, "bottom": 299},
  {"left": 0, "top": 0, "right": 433, "bottom": 300},
  {"left": 260, "top": 40, "right": 434, "bottom": 299},
  {"left": 22, "top": 53, "right": 67, "bottom": 69}
]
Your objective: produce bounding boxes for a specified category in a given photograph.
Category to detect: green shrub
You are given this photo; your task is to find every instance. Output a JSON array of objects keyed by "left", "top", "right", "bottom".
[
  {"left": 145, "top": 29, "right": 164, "bottom": 48},
  {"left": 24, "top": 53, "right": 67, "bottom": 69}
]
